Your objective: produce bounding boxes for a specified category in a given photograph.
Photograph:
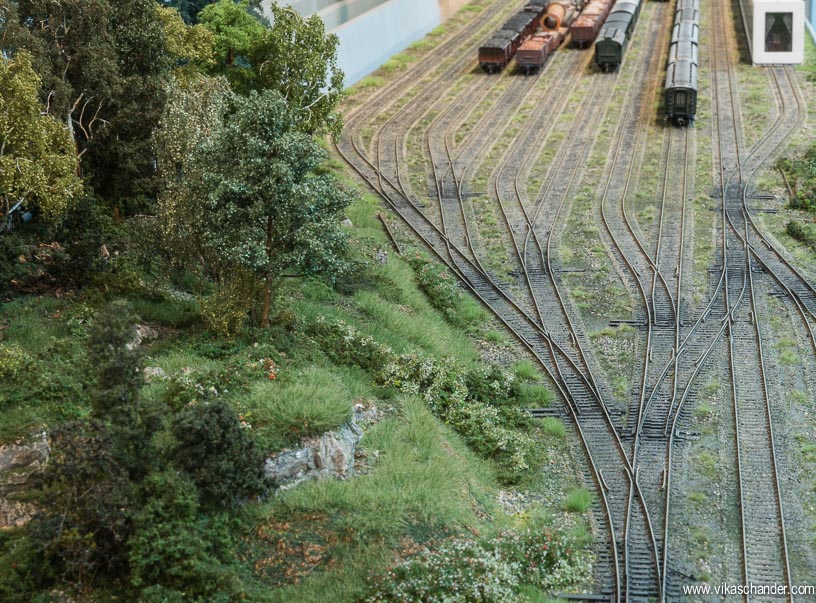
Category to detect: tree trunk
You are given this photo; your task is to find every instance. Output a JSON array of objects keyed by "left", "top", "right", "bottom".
[
  {"left": 261, "top": 277, "right": 273, "bottom": 328},
  {"left": 262, "top": 216, "right": 275, "bottom": 328}
]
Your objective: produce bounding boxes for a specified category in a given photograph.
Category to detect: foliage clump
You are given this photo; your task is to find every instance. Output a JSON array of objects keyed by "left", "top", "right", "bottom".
[
  {"left": 0, "top": 52, "right": 81, "bottom": 230},
  {"left": 381, "top": 354, "right": 541, "bottom": 484},
  {"left": 786, "top": 220, "right": 816, "bottom": 249},
  {"left": 367, "top": 522, "right": 593, "bottom": 602},
  {"left": 172, "top": 401, "right": 267, "bottom": 506},
  {"left": 778, "top": 148, "right": 816, "bottom": 211}
]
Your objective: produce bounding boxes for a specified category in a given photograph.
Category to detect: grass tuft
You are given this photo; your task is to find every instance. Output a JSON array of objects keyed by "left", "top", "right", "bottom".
[
  {"left": 245, "top": 366, "right": 353, "bottom": 451},
  {"left": 541, "top": 417, "right": 566, "bottom": 438},
  {"left": 563, "top": 488, "right": 593, "bottom": 513}
]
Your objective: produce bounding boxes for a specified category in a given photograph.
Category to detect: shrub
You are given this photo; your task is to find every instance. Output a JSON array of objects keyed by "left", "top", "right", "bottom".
[
  {"left": 199, "top": 271, "right": 256, "bottom": 336},
  {"left": 129, "top": 471, "right": 237, "bottom": 598},
  {"left": 779, "top": 150, "right": 816, "bottom": 211},
  {"left": 307, "top": 316, "right": 391, "bottom": 372},
  {"left": 563, "top": 488, "right": 593, "bottom": 513},
  {"left": 380, "top": 355, "right": 540, "bottom": 484},
  {"left": 786, "top": 220, "right": 816, "bottom": 248},
  {"left": 406, "top": 252, "right": 462, "bottom": 322},
  {"left": 31, "top": 420, "right": 136, "bottom": 589},
  {"left": 245, "top": 366, "right": 353, "bottom": 450},
  {"left": 51, "top": 195, "right": 116, "bottom": 284},
  {"left": 379, "top": 353, "right": 468, "bottom": 415},
  {"left": 0, "top": 344, "right": 35, "bottom": 381},
  {"left": 87, "top": 301, "right": 144, "bottom": 424},
  {"left": 368, "top": 524, "right": 594, "bottom": 601},
  {"left": 368, "top": 538, "right": 522, "bottom": 603},
  {"left": 445, "top": 403, "right": 539, "bottom": 484},
  {"left": 495, "top": 524, "right": 594, "bottom": 590},
  {"left": 464, "top": 365, "right": 520, "bottom": 408},
  {"left": 171, "top": 401, "right": 267, "bottom": 506}
]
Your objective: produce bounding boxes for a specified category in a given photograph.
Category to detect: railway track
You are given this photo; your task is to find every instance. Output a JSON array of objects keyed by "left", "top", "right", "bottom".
[
  {"left": 335, "top": 0, "right": 814, "bottom": 599},
  {"left": 655, "top": 0, "right": 806, "bottom": 598}
]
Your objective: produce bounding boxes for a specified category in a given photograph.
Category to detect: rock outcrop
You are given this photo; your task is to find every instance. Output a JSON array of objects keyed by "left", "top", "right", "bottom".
[
  {"left": 264, "top": 404, "right": 381, "bottom": 489},
  {"left": 0, "top": 433, "right": 49, "bottom": 529}
]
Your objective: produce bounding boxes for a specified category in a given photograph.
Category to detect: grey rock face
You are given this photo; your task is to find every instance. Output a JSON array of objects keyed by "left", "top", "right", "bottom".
[
  {"left": 0, "top": 433, "right": 48, "bottom": 529},
  {"left": 143, "top": 366, "right": 169, "bottom": 382},
  {"left": 264, "top": 405, "right": 379, "bottom": 489}
]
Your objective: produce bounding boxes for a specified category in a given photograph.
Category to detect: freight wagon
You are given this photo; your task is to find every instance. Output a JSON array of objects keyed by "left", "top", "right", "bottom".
[
  {"left": 478, "top": 3, "right": 550, "bottom": 72},
  {"left": 570, "top": 0, "right": 616, "bottom": 48}
]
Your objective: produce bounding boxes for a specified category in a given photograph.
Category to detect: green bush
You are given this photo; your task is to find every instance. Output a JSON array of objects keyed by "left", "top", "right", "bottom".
[
  {"left": 171, "top": 401, "right": 267, "bottom": 506},
  {"left": 495, "top": 524, "right": 594, "bottom": 590},
  {"left": 0, "top": 343, "right": 35, "bottom": 380},
  {"left": 786, "top": 220, "right": 816, "bottom": 248},
  {"left": 368, "top": 522, "right": 593, "bottom": 601},
  {"left": 245, "top": 366, "right": 353, "bottom": 450},
  {"left": 30, "top": 420, "right": 136, "bottom": 589},
  {"left": 563, "top": 488, "right": 593, "bottom": 513},
  {"left": 380, "top": 355, "right": 541, "bottom": 484},
  {"left": 0, "top": 529, "right": 50, "bottom": 599},
  {"left": 368, "top": 538, "right": 522, "bottom": 603},
  {"left": 307, "top": 316, "right": 392, "bottom": 372},
  {"left": 51, "top": 195, "right": 116, "bottom": 284},
  {"left": 129, "top": 471, "right": 238, "bottom": 598},
  {"left": 406, "top": 252, "right": 459, "bottom": 309},
  {"left": 464, "top": 365, "right": 520, "bottom": 408},
  {"left": 779, "top": 150, "right": 816, "bottom": 211}
]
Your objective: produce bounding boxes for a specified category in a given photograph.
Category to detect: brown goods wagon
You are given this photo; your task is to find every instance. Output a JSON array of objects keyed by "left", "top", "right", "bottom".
[
  {"left": 516, "top": 27, "right": 565, "bottom": 73},
  {"left": 570, "top": 0, "right": 615, "bottom": 48}
]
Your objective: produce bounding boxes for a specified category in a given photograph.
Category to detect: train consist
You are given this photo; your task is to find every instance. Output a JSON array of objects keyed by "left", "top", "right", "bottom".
[
  {"left": 478, "top": 0, "right": 550, "bottom": 73},
  {"left": 664, "top": 0, "right": 699, "bottom": 125},
  {"left": 570, "top": 0, "right": 616, "bottom": 49},
  {"left": 594, "top": 0, "right": 643, "bottom": 72},
  {"left": 516, "top": 1, "right": 582, "bottom": 73}
]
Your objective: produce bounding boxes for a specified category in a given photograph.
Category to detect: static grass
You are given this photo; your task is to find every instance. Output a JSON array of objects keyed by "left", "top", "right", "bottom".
[
  {"left": 513, "top": 360, "right": 541, "bottom": 381},
  {"left": 150, "top": 351, "right": 223, "bottom": 376},
  {"left": 484, "top": 329, "right": 508, "bottom": 344},
  {"left": 562, "top": 488, "right": 593, "bottom": 513},
  {"left": 129, "top": 295, "right": 199, "bottom": 328},
  {"left": 262, "top": 396, "right": 502, "bottom": 602},
  {"left": 354, "top": 289, "right": 474, "bottom": 359},
  {"left": 1, "top": 297, "right": 71, "bottom": 353},
  {"left": 245, "top": 366, "right": 353, "bottom": 451},
  {"left": 518, "top": 383, "right": 555, "bottom": 408},
  {"left": 276, "top": 396, "right": 497, "bottom": 537},
  {"left": 541, "top": 417, "right": 566, "bottom": 438}
]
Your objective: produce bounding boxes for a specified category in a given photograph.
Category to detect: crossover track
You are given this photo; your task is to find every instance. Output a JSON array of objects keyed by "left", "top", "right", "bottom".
[{"left": 335, "top": 0, "right": 812, "bottom": 599}]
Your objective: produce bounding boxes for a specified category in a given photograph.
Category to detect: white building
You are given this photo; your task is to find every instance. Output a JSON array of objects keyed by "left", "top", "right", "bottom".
[
  {"left": 739, "top": 0, "right": 806, "bottom": 64},
  {"left": 261, "top": 0, "right": 468, "bottom": 86}
]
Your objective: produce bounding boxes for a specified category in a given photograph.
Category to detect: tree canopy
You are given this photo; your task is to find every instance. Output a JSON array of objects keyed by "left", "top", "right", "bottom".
[
  {"left": 0, "top": 51, "right": 81, "bottom": 229},
  {"left": 251, "top": 4, "right": 344, "bottom": 137}
]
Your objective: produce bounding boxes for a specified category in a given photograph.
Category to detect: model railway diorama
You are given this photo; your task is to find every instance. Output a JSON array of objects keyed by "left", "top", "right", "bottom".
[{"left": 4, "top": 0, "right": 816, "bottom": 600}]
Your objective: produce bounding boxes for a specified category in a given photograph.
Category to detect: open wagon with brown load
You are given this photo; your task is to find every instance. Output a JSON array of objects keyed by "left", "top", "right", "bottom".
[
  {"left": 570, "top": 0, "right": 616, "bottom": 48},
  {"left": 516, "top": 30, "right": 563, "bottom": 73},
  {"left": 514, "top": 0, "right": 580, "bottom": 73}
]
